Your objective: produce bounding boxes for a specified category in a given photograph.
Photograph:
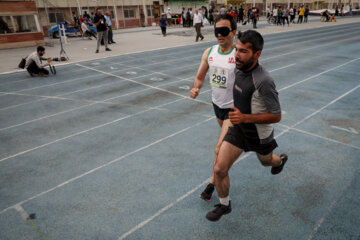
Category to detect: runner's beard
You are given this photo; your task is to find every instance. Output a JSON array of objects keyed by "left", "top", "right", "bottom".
[{"left": 235, "top": 56, "right": 255, "bottom": 71}]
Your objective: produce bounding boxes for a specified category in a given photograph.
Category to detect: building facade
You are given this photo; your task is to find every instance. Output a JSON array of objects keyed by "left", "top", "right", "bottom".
[{"left": 0, "top": 1, "right": 44, "bottom": 50}]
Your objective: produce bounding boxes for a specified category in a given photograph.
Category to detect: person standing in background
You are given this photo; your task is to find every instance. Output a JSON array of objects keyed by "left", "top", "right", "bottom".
[
  {"left": 105, "top": 12, "right": 115, "bottom": 44},
  {"left": 194, "top": 8, "right": 204, "bottom": 42},
  {"left": 94, "top": 8, "right": 111, "bottom": 53},
  {"left": 167, "top": 8, "right": 172, "bottom": 26},
  {"left": 160, "top": 13, "right": 167, "bottom": 37}
]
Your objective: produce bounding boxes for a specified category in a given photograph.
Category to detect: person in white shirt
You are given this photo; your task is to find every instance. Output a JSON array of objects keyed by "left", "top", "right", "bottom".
[
  {"left": 166, "top": 8, "right": 172, "bottom": 26},
  {"left": 25, "top": 46, "right": 52, "bottom": 77},
  {"left": 273, "top": 7, "right": 278, "bottom": 24},
  {"left": 194, "top": 8, "right": 204, "bottom": 42},
  {"left": 81, "top": 21, "right": 97, "bottom": 40}
]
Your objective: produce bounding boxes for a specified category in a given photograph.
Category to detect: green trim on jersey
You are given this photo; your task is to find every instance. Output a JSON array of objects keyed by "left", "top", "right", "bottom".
[
  {"left": 217, "top": 45, "right": 235, "bottom": 55},
  {"left": 206, "top": 46, "right": 213, "bottom": 62}
]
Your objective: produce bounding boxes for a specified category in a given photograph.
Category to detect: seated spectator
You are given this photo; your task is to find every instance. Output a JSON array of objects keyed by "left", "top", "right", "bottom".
[
  {"left": 81, "top": 21, "right": 97, "bottom": 39},
  {"left": 25, "top": 46, "right": 52, "bottom": 77}
]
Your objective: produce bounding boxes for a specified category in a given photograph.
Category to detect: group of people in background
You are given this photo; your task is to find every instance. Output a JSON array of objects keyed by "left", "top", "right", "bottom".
[
  {"left": 71, "top": 9, "right": 116, "bottom": 52},
  {"left": 267, "top": 5, "right": 309, "bottom": 26}
]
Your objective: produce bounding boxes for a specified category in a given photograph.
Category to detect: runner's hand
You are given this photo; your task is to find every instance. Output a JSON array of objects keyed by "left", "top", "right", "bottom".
[
  {"left": 47, "top": 58, "right": 52, "bottom": 63},
  {"left": 190, "top": 87, "right": 200, "bottom": 99},
  {"left": 229, "top": 107, "right": 245, "bottom": 124}
]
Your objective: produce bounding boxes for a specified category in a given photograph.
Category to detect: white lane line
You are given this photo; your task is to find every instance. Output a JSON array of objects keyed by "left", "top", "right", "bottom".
[
  {"left": 261, "top": 25, "right": 360, "bottom": 53},
  {"left": 0, "top": 109, "right": 151, "bottom": 163},
  {"left": 0, "top": 91, "right": 117, "bottom": 106},
  {"left": 277, "top": 123, "right": 360, "bottom": 150},
  {"left": 117, "top": 84, "right": 360, "bottom": 239},
  {"left": 293, "top": 84, "right": 360, "bottom": 128},
  {"left": 0, "top": 67, "right": 194, "bottom": 112},
  {"left": 0, "top": 77, "right": 195, "bottom": 132},
  {"left": 268, "top": 63, "right": 296, "bottom": 72},
  {"left": 0, "top": 67, "right": 89, "bottom": 87},
  {"left": 306, "top": 169, "right": 360, "bottom": 240},
  {"left": 278, "top": 58, "right": 360, "bottom": 92},
  {"left": 0, "top": 87, "right": 210, "bottom": 162},
  {"left": 14, "top": 204, "right": 29, "bottom": 221},
  {"left": 76, "top": 63, "right": 211, "bottom": 106},
  {"left": 108, "top": 61, "right": 199, "bottom": 81},
  {"left": 0, "top": 103, "right": 96, "bottom": 132},
  {"left": 117, "top": 178, "right": 212, "bottom": 240},
  {"left": 261, "top": 35, "right": 360, "bottom": 62},
  {"left": 330, "top": 125, "right": 359, "bottom": 134},
  {"left": 0, "top": 116, "right": 215, "bottom": 215}
]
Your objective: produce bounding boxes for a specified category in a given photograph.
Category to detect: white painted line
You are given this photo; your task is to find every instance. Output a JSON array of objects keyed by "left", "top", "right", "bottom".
[
  {"left": 261, "top": 35, "right": 360, "bottom": 62},
  {"left": 14, "top": 204, "right": 29, "bottom": 221},
  {"left": 268, "top": 63, "right": 296, "bottom": 73},
  {"left": 306, "top": 169, "right": 360, "bottom": 240},
  {"left": 150, "top": 77, "right": 164, "bottom": 82},
  {"left": 76, "top": 63, "right": 210, "bottom": 106},
  {"left": 277, "top": 123, "right": 360, "bottom": 150},
  {"left": 126, "top": 71, "right": 137, "bottom": 75},
  {"left": 0, "top": 103, "right": 96, "bottom": 132},
  {"left": 278, "top": 58, "right": 360, "bottom": 92},
  {"left": 15, "top": 73, "right": 105, "bottom": 93},
  {"left": 0, "top": 109, "right": 150, "bottom": 163},
  {"left": 0, "top": 77, "right": 195, "bottom": 131},
  {"left": 330, "top": 125, "right": 359, "bottom": 134},
  {"left": 0, "top": 69, "right": 194, "bottom": 112},
  {"left": 0, "top": 67, "right": 88, "bottom": 87},
  {"left": 0, "top": 116, "right": 215, "bottom": 215},
  {"left": 179, "top": 85, "right": 190, "bottom": 90},
  {"left": 0, "top": 91, "right": 116, "bottom": 106},
  {"left": 118, "top": 178, "right": 212, "bottom": 240},
  {"left": 293, "top": 84, "right": 360, "bottom": 127}
]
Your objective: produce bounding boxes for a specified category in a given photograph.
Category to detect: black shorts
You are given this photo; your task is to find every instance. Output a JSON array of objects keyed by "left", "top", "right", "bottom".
[
  {"left": 212, "top": 102, "right": 231, "bottom": 120},
  {"left": 223, "top": 126, "right": 278, "bottom": 155}
]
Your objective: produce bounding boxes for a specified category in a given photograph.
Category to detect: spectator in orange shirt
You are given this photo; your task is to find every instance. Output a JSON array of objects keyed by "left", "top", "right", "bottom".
[{"left": 297, "top": 5, "right": 305, "bottom": 24}]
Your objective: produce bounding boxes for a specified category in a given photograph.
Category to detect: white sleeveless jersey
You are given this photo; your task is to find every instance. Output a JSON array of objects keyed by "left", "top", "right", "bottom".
[{"left": 207, "top": 44, "right": 236, "bottom": 109}]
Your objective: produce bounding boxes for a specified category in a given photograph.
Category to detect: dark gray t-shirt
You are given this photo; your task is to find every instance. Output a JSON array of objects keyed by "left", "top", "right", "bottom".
[{"left": 233, "top": 63, "right": 281, "bottom": 144}]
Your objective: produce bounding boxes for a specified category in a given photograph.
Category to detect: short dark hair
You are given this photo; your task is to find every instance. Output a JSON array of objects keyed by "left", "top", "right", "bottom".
[
  {"left": 215, "top": 14, "right": 237, "bottom": 31},
  {"left": 237, "top": 30, "right": 264, "bottom": 53},
  {"left": 37, "top": 46, "right": 45, "bottom": 52}
]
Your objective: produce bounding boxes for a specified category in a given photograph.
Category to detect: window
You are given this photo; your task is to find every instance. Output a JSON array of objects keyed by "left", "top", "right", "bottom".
[
  {"left": 124, "top": 9, "right": 135, "bottom": 18},
  {"left": 0, "top": 16, "right": 12, "bottom": 34},
  {"left": 13, "top": 15, "right": 37, "bottom": 33},
  {"left": 48, "top": 12, "right": 65, "bottom": 23},
  {"left": 147, "top": 8, "right": 154, "bottom": 17},
  {"left": 0, "top": 15, "right": 38, "bottom": 34}
]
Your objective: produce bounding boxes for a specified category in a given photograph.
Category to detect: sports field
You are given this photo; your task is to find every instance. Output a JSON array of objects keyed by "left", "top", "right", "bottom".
[{"left": 0, "top": 22, "right": 359, "bottom": 240}]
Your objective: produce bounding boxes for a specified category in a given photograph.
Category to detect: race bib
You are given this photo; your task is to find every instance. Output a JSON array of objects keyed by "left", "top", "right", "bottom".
[{"left": 210, "top": 67, "right": 229, "bottom": 89}]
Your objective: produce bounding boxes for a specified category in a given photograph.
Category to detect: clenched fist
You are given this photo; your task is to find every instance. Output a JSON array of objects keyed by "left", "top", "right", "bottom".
[
  {"left": 229, "top": 107, "right": 245, "bottom": 124},
  {"left": 190, "top": 87, "right": 200, "bottom": 99}
]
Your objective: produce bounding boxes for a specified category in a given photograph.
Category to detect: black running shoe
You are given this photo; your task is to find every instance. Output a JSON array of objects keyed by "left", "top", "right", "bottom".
[
  {"left": 206, "top": 201, "right": 231, "bottom": 222},
  {"left": 200, "top": 183, "right": 214, "bottom": 201},
  {"left": 271, "top": 154, "right": 288, "bottom": 175}
]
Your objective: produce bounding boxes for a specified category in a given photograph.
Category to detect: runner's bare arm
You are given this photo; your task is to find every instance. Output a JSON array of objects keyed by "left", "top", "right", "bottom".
[
  {"left": 190, "top": 48, "right": 210, "bottom": 99},
  {"left": 229, "top": 107, "right": 281, "bottom": 124}
]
